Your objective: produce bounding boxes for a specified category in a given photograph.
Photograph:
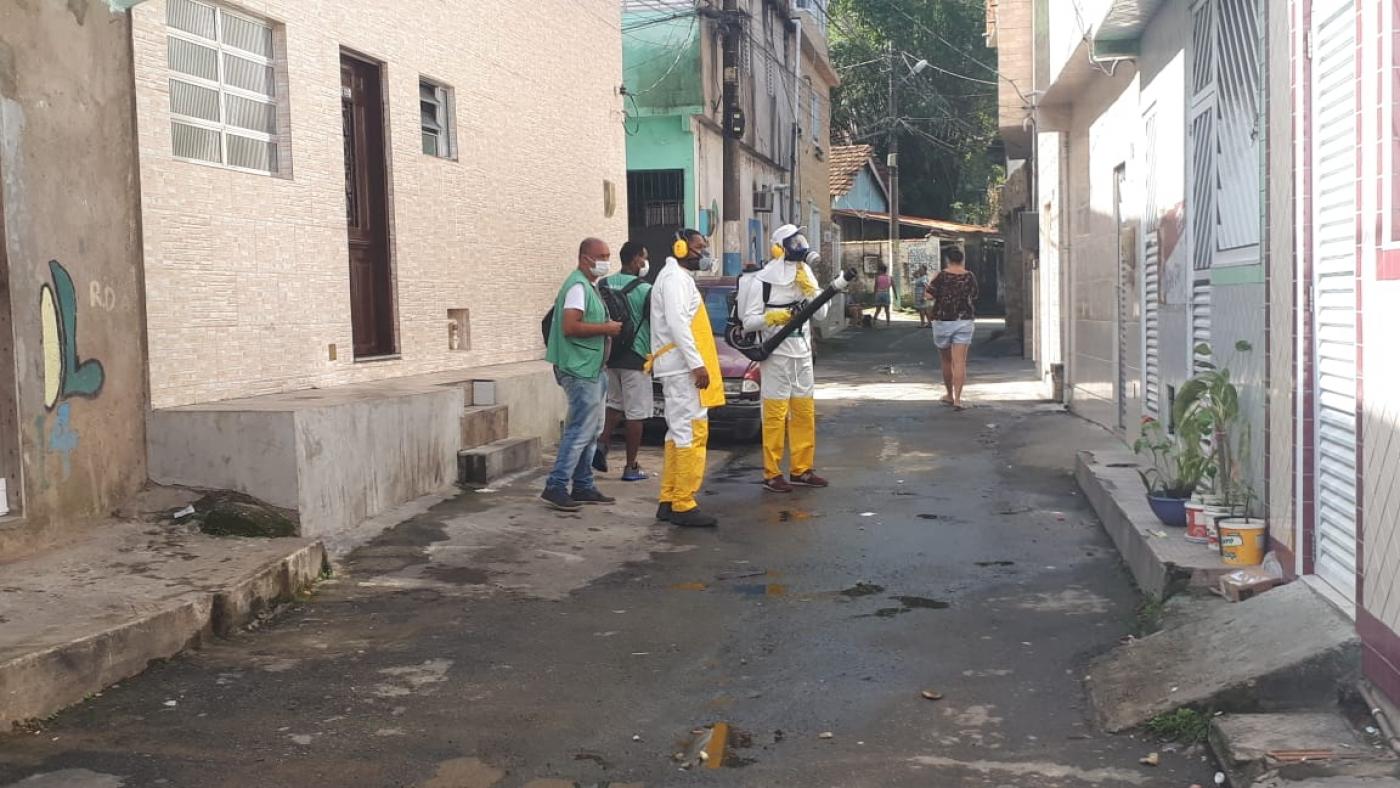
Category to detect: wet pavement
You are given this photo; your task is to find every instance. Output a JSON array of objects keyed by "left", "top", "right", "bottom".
[{"left": 0, "top": 319, "right": 1217, "bottom": 787}]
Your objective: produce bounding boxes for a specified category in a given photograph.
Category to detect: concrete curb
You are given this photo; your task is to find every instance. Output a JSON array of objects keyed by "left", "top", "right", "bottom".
[
  {"left": 1, "top": 541, "right": 326, "bottom": 729},
  {"left": 1075, "top": 448, "right": 1231, "bottom": 599}
]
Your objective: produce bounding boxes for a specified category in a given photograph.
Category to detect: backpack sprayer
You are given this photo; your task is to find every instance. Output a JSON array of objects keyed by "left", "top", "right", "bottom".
[{"left": 725, "top": 267, "right": 858, "bottom": 362}]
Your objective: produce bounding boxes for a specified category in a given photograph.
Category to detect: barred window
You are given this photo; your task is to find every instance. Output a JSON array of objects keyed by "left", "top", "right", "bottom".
[{"left": 166, "top": 0, "right": 282, "bottom": 174}]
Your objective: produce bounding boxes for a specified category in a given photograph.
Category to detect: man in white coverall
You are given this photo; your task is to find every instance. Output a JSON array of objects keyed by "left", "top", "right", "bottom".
[
  {"left": 647, "top": 229, "right": 725, "bottom": 527},
  {"left": 739, "top": 224, "right": 831, "bottom": 494}
]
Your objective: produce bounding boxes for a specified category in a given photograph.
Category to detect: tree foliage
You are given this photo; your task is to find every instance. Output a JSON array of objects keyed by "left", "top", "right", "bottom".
[{"left": 828, "top": 0, "right": 1001, "bottom": 223}]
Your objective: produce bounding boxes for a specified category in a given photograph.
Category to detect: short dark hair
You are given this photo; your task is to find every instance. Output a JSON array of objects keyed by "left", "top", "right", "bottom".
[
  {"left": 878, "top": 263, "right": 889, "bottom": 273},
  {"left": 944, "top": 247, "right": 965, "bottom": 264},
  {"left": 620, "top": 241, "right": 645, "bottom": 265},
  {"left": 683, "top": 228, "right": 704, "bottom": 244}
]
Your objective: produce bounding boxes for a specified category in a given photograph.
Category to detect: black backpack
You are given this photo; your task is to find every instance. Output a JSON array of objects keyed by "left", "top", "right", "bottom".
[{"left": 541, "top": 279, "right": 647, "bottom": 366}]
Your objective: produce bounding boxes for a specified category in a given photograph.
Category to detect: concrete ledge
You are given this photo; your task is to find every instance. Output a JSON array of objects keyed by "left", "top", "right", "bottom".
[
  {"left": 1076, "top": 448, "right": 1231, "bottom": 598},
  {"left": 462, "top": 404, "right": 509, "bottom": 449},
  {"left": 0, "top": 522, "right": 325, "bottom": 729},
  {"left": 210, "top": 541, "right": 328, "bottom": 637},
  {"left": 149, "top": 362, "right": 565, "bottom": 540},
  {"left": 458, "top": 437, "right": 541, "bottom": 486},
  {"left": 1088, "top": 582, "right": 1361, "bottom": 733},
  {"left": 0, "top": 598, "right": 212, "bottom": 728}
]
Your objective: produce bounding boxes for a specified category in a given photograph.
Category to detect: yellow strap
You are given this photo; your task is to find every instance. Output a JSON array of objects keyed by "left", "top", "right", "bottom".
[{"left": 643, "top": 342, "right": 676, "bottom": 374}]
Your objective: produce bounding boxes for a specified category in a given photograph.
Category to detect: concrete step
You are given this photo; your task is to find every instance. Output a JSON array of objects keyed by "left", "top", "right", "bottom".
[
  {"left": 1076, "top": 448, "right": 1233, "bottom": 599},
  {"left": 1212, "top": 712, "right": 1400, "bottom": 787},
  {"left": 458, "top": 436, "right": 540, "bottom": 486},
  {"left": 462, "top": 404, "right": 509, "bottom": 449},
  {"left": 1087, "top": 582, "right": 1360, "bottom": 733},
  {"left": 0, "top": 520, "right": 325, "bottom": 728}
]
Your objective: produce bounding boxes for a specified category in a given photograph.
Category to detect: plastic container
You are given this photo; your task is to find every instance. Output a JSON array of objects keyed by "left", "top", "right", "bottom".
[
  {"left": 1203, "top": 503, "right": 1242, "bottom": 550},
  {"left": 1184, "top": 498, "right": 1210, "bottom": 542},
  {"left": 1219, "top": 518, "right": 1267, "bottom": 565}
]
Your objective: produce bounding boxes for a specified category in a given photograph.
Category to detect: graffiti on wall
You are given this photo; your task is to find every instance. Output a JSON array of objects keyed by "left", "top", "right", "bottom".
[{"left": 38, "top": 260, "right": 105, "bottom": 480}]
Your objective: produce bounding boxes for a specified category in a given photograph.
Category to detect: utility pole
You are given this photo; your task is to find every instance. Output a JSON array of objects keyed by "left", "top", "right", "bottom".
[
  {"left": 721, "top": 0, "right": 742, "bottom": 274},
  {"left": 886, "top": 40, "right": 903, "bottom": 300}
]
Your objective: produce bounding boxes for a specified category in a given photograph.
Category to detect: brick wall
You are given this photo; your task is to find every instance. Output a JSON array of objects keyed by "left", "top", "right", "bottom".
[{"left": 132, "top": 0, "right": 628, "bottom": 408}]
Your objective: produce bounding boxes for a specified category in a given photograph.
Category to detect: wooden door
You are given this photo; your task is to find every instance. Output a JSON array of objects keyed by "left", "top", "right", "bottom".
[{"left": 341, "top": 54, "right": 395, "bottom": 357}]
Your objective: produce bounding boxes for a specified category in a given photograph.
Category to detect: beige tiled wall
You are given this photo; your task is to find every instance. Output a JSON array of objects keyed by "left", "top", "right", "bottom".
[{"left": 133, "top": 0, "right": 628, "bottom": 408}]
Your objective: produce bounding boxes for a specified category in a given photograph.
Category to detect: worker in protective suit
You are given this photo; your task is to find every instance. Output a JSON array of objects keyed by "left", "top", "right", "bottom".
[
  {"left": 646, "top": 229, "right": 726, "bottom": 527},
  {"left": 739, "top": 224, "right": 831, "bottom": 493}
]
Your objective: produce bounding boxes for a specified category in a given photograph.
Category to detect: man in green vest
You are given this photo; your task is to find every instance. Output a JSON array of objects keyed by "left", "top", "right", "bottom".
[{"left": 542, "top": 238, "right": 623, "bottom": 512}]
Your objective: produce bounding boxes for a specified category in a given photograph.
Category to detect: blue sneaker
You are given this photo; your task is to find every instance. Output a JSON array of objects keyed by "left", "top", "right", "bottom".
[{"left": 621, "top": 464, "right": 646, "bottom": 482}]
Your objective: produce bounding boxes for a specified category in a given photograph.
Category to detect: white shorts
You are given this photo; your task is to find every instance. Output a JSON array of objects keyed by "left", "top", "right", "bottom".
[
  {"left": 933, "top": 319, "right": 975, "bottom": 349},
  {"left": 760, "top": 354, "right": 815, "bottom": 400},
  {"left": 606, "top": 368, "right": 652, "bottom": 421},
  {"left": 660, "top": 374, "right": 708, "bottom": 448}
]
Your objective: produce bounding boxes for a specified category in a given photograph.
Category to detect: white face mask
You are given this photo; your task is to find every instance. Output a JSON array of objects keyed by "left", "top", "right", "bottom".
[
  {"left": 637, "top": 260, "right": 650, "bottom": 278},
  {"left": 590, "top": 258, "right": 611, "bottom": 277}
]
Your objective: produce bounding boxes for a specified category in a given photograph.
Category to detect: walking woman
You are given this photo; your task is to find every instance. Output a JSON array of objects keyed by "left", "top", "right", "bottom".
[
  {"left": 925, "top": 248, "right": 979, "bottom": 409},
  {"left": 872, "top": 263, "right": 893, "bottom": 327}
]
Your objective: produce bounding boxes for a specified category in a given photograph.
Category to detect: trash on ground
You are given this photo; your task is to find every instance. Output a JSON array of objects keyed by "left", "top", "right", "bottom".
[
  {"left": 921, "top": 690, "right": 944, "bottom": 701},
  {"left": 860, "top": 512, "right": 876, "bottom": 517},
  {"left": 1140, "top": 752, "right": 1160, "bottom": 767},
  {"left": 172, "top": 505, "right": 196, "bottom": 519},
  {"left": 818, "top": 731, "right": 834, "bottom": 739},
  {"left": 163, "top": 700, "right": 178, "bottom": 707}
]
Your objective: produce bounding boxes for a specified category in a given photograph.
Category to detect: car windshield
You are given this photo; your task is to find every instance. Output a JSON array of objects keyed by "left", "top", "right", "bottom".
[{"left": 703, "top": 288, "right": 731, "bottom": 336}]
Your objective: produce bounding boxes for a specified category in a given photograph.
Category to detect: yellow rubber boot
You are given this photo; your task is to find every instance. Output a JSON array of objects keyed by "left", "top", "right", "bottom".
[
  {"left": 658, "top": 440, "right": 678, "bottom": 505},
  {"left": 671, "top": 425, "right": 707, "bottom": 513},
  {"left": 761, "top": 399, "right": 790, "bottom": 479},
  {"left": 789, "top": 397, "right": 817, "bottom": 476}
]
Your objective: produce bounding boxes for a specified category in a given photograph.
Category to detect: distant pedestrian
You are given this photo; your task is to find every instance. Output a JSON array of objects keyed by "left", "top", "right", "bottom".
[
  {"left": 926, "top": 248, "right": 979, "bottom": 410},
  {"left": 873, "top": 263, "right": 893, "bottom": 327},
  {"left": 541, "top": 238, "right": 623, "bottom": 511},
  {"left": 912, "top": 266, "right": 930, "bottom": 327},
  {"left": 593, "top": 241, "right": 653, "bottom": 482}
]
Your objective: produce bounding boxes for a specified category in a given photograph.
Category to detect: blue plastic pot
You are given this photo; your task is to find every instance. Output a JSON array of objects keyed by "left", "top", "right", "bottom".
[{"left": 1146, "top": 494, "right": 1190, "bottom": 527}]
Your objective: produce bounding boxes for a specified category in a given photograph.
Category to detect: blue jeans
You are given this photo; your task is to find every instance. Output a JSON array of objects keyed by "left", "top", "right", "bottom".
[{"left": 546, "top": 368, "right": 607, "bottom": 493}]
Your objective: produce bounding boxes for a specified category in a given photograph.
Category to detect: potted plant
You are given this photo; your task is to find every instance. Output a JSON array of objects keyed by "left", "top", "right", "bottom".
[
  {"left": 1133, "top": 415, "right": 1210, "bottom": 527},
  {"left": 1176, "top": 341, "right": 1267, "bottom": 555}
]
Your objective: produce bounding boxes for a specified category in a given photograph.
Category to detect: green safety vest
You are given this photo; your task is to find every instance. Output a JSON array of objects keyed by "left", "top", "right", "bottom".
[
  {"left": 546, "top": 269, "right": 607, "bottom": 379},
  {"left": 601, "top": 271, "right": 652, "bottom": 361}
]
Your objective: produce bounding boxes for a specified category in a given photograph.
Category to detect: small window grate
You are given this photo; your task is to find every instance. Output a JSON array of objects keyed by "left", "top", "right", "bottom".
[{"left": 419, "top": 79, "right": 455, "bottom": 158}]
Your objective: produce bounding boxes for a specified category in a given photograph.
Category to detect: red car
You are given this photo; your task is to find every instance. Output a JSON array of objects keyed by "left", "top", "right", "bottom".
[{"left": 648, "top": 278, "right": 762, "bottom": 442}]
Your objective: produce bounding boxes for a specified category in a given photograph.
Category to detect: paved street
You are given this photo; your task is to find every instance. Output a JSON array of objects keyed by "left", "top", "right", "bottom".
[{"left": 0, "top": 321, "right": 1215, "bottom": 787}]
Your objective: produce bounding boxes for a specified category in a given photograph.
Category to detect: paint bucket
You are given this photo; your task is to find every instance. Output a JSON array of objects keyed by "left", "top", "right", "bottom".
[
  {"left": 1219, "top": 518, "right": 1267, "bottom": 566},
  {"left": 1184, "top": 499, "right": 1210, "bottom": 543},
  {"left": 1203, "top": 504, "right": 1241, "bottom": 550}
]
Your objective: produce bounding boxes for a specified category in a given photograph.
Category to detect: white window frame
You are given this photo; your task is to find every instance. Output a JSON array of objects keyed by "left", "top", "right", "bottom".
[
  {"left": 419, "top": 78, "right": 456, "bottom": 160},
  {"left": 166, "top": 0, "right": 282, "bottom": 176}
]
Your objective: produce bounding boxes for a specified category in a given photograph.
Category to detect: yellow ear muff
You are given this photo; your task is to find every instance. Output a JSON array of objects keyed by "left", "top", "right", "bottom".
[
  {"left": 673, "top": 237, "right": 689, "bottom": 259},
  {"left": 771, "top": 243, "right": 784, "bottom": 260}
]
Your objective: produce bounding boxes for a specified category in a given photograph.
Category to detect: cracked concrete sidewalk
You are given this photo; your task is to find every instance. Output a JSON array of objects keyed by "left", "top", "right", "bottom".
[{"left": 0, "top": 491, "right": 325, "bottom": 729}]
